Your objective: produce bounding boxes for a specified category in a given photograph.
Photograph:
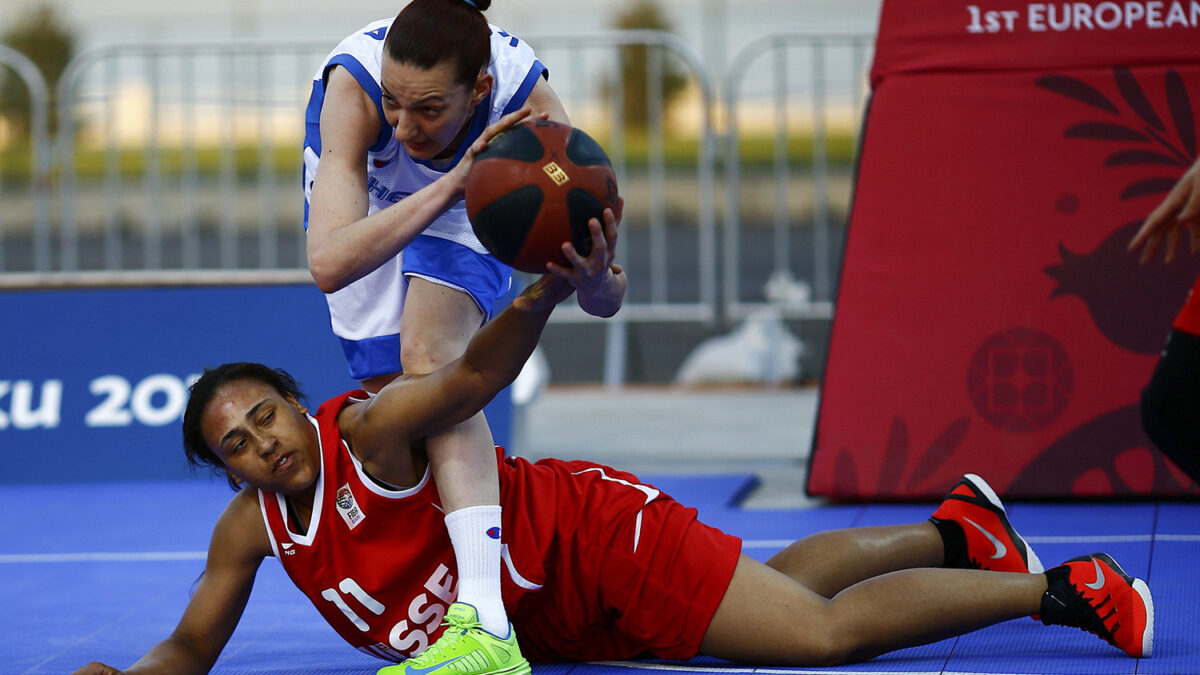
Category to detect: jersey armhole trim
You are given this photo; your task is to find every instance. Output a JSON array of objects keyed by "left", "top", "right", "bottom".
[
  {"left": 324, "top": 55, "right": 391, "bottom": 153},
  {"left": 502, "top": 60, "right": 547, "bottom": 117}
]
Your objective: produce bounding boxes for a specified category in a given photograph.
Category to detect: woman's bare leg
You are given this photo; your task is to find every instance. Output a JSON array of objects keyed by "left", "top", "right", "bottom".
[
  {"left": 400, "top": 278, "right": 506, "bottom": 634},
  {"left": 765, "top": 523, "right": 943, "bottom": 598},
  {"left": 700, "top": 553, "right": 1044, "bottom": 666}
]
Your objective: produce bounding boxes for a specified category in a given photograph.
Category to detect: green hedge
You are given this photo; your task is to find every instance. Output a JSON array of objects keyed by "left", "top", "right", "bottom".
[{"left": 0, "top": 131, "right": 859, "bottom": 182}]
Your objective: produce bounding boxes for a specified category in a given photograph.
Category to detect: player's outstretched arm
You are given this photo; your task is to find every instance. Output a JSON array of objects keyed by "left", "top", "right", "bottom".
[
  {"left": 73, "top": 491, "right": 270, "bottom": 675},
  {"left": 346, "top": 273, "right": 574, "bottom": 455},
  {"left": 1129, "top": 157, "right": 1200, "bottom": 264}
]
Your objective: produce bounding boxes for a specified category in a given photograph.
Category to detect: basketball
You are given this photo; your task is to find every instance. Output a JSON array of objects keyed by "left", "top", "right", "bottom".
[{"left": 465, "top": 119, "right": 621, "bottom": 274}]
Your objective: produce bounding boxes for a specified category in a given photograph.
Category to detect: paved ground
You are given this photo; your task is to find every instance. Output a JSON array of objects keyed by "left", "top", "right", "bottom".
[{"left": 514, "top": 383, "right": 826, "bottom": 509}]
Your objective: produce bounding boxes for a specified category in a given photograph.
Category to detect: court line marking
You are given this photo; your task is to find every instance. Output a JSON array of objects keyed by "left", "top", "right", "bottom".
[
  {"left": 589, "top": 662, "right": 1041, "bottom": 675},
  {"left": 0, "top": 551, "right": 206, "bottom": 563},
  {"left": 5, "top": 534, "right": 1199, "bottom": 563},
  {"left": 738, "top": 534, "right": 1200, "bottom": 549},
  {"left": 1025, "top": 534, "right": 1200, "bottom": 543}
]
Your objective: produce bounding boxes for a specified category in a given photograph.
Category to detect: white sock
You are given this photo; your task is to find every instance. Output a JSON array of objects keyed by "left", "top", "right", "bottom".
[{"left": 444, "top": 504, "right": 508, "bottom": 636}]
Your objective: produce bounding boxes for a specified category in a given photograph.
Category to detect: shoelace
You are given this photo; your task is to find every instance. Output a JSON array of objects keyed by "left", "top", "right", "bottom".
[
  {"left": 444, "top": 612, "right": 482, "bottom": 634},
  {"left": 1066, "top": 582, "right": 1120, "bottom": 644},
  {"left": 406, "top": 613, "right": 484, "bottom": 667}
]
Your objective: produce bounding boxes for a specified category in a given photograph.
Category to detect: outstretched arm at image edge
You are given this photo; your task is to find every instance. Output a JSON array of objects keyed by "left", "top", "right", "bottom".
[
  {"left": 1129, "top": 157, "right": 1200, "bottom": 264},
  {"left": 350, "top": 273, "right": 574, "bottom": 450}
]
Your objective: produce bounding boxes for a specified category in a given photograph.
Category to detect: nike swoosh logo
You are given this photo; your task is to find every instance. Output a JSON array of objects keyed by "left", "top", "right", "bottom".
[
  {"left": 405, "top": 656, "right": 464, "bottom": 675},
  {"left": 963, "top": 516, "right": 1007, "bottom": 560},
  {"left": 1086, "top": 559, "right": 1106, "bottom": 590}
]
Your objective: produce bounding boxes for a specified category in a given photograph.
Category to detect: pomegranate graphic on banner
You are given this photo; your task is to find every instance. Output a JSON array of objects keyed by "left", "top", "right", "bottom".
[{"left": 808, "top": 0, "right": 1200, "bottom": 499}]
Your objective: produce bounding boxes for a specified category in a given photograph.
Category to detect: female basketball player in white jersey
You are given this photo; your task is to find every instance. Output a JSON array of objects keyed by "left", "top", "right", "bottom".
[{"left": 301, "top": 1, "right": 625, "bottom": 673}]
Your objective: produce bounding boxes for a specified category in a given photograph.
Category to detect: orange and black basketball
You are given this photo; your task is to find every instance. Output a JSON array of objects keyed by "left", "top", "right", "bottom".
[{"left": 465, "top": 119, "right": 620, "bottom": 274}]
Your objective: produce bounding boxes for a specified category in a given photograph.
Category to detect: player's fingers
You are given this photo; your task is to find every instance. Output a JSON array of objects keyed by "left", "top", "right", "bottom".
[
  {"left": 476, "top": 106, "right": 533, "bottom": 152},
  {"left": 601, "top": 206, "right": 620, "bottom": 253},
  {"left": 559, "top": 219, "right": 604, "bottom": 268},
  {"left": 554, "top": 222, "right": 610, "bottom": 285},
  {"left": 498, "top": 105, "right": 533, "bottom": 127},
  {"left": 586, "top": 217, "right": 610, "bottom": 260},
  {"left": 1130, "top": 210, "right": 1168, "bottom": 252},
  {"left": 1132, "top": 186, "right": 1187, "bottom": 250},
  {"left": 1180, "top": 181, "right": 1200, "bottom": 226},
  {"left": 544, "top": 259, "right": 572, "bottom": 281},
  {"left": 558, "top": 240, "right": 591, "bottom": 273},
  {"left": 1139, "top": 233, "right": 1162, "bottom": 265},
  {"left": 1165, "top": 227, "right": 1180, "bottom": 264}
]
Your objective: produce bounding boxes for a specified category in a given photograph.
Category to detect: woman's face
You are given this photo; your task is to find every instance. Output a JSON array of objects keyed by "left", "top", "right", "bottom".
[
  {"left": 201, "top": 379, "right": 320, "bottom": 495},
  {"left": 379, "top": 56, "right": 491, "bottom": 161}
]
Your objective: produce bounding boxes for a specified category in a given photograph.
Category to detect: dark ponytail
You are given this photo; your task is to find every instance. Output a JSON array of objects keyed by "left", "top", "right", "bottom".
[{"left": 385, "top": 0, "right": 493, "bottom": 87}]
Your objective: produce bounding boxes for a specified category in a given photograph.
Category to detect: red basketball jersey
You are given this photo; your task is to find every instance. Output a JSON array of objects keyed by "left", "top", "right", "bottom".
[
  {"left": 258, "top": 391, "right": 726, "bottom": 663},
  {"left": 1173, "top": 274, "right": 1200, "bottom": 336}
]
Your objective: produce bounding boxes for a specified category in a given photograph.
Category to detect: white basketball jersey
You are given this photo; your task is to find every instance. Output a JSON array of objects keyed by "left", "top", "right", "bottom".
[
  {"left": 301, "top": 20, "right": 545, "bottom": 378},
  {"left": 302, "top": 19, "right": 546, "bottom": 252}
]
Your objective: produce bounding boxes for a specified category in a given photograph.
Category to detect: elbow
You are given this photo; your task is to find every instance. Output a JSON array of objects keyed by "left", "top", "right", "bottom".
[
  {"left": 311, "top": 273, "right": 344, "bottom": 295},
  {"left": 306, "top": 251, "right": 349, "bottom": 294},
  {"left": 588, "top": 304, "right": 619, "bottom": 319}
]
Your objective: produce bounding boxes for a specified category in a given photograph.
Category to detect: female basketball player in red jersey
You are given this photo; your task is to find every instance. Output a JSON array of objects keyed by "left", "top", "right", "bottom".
[
  {"left": 74, "top": 214, "right": 1152, "bottom": 675},
  {"left": 1129, "top": 156, "right": 1200, "bottom": 485}
]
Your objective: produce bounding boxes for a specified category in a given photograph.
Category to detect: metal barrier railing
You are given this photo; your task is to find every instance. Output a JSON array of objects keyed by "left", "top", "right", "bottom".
[
  {"left": 49, "top": 32, "right": 717, "bottom": 322},
  {"left": 0, "top": 44, "right": 52, "bottom": 272},
  {"left": 6, "top": 29, "right": 875, "bottom": 384},
  {"left": 723, "top": 31, "right": 874, "bottom": 322},
  {"left": 54, "top": 38, "right": 324, "bottom": 273},
  {"left": 518, "top": 30, "right": 719, "bottom": 386},
  {"left": 520, "top": 30, "right": 719, "bottom": 328},
  {"left": 44, "top": 30, "right": 721, "bottom": 387}
]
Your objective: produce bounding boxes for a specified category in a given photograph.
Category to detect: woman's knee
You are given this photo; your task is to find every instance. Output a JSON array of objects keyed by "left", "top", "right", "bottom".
[{"left": 790, "top": 620, "right": 855, "bottom": 666}]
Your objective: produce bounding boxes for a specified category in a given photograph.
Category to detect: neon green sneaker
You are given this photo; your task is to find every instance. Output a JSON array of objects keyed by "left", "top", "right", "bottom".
[{"left": 376, "top": 603, "right": 530, "bottom": 675}]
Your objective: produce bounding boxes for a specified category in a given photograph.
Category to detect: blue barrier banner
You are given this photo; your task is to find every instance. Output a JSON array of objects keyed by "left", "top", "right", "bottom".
[{"left": 0, "top": 284, "right": 512, "bottom": 484}]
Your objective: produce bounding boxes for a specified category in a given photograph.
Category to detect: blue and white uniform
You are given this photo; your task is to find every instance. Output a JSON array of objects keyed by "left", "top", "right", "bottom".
[{"left": 303, "top": 19, "right": 547, "bottom": 380}]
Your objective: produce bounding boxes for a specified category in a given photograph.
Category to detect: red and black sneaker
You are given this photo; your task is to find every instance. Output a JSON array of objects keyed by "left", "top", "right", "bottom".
[
  {"left": 1040, "top": 553, "right": 1154, "bottom": 658},
  {"left": 929, "top": 473, "right": 1044, "bottom": 574}
]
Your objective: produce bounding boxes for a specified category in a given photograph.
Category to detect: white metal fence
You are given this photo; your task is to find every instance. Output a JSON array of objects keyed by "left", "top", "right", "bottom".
[
  {"left": 0, "top": 29, "right": 873, "bottom": 381},
  {"left": 723, "top": 31, "right": 873, "bottom": 322},
  {"left": 0, "top": 44, "right": 52, "bottom": 271}
]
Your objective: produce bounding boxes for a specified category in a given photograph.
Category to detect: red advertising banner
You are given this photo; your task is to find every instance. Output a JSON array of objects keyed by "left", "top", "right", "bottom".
[{"left": 808, "top": 0, "right": 1200, "bottom": 499}]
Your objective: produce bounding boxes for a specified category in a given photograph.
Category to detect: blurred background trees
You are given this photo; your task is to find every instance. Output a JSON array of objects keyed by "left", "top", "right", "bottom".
[
  {"left": 608, "top": 0, "right": 689, "bottom": 131},
  {"left": 1, "top": 4, "right": 76, "bottom": 139}
]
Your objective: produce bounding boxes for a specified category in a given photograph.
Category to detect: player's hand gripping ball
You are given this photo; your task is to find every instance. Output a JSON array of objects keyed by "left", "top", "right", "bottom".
[{"left": 466, "top": 119, "right": 621, "bottom": 274}]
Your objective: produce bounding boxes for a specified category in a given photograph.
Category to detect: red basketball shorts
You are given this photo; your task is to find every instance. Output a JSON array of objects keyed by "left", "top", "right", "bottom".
[{"left": 513, "top": 490, "right": 742, "bottom": 663}]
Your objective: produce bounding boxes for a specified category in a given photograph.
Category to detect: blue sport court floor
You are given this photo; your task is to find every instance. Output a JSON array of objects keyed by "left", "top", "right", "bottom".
[{"left": 2, "top": 474, "right": 1197, "bottom": 675}]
